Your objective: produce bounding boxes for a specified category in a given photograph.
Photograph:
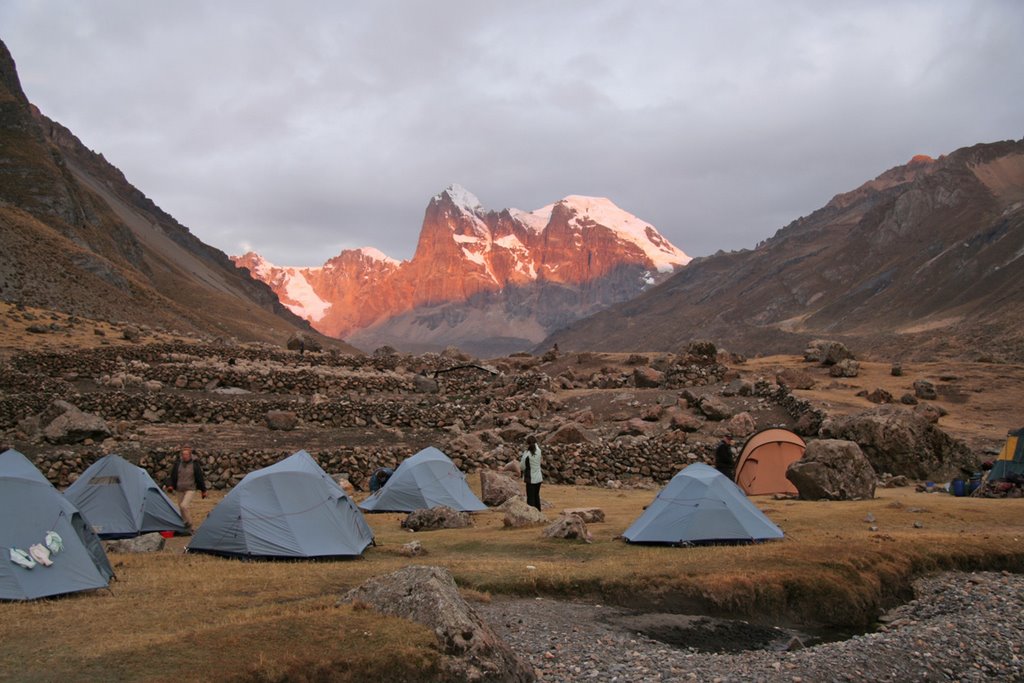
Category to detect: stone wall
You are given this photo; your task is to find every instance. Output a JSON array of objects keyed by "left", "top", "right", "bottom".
[
  {"left": 29, "top": 434, "right": 712, "bottom": 492},
  {"left": 6, "top": 342, "right": 747, "bottom": 492}
]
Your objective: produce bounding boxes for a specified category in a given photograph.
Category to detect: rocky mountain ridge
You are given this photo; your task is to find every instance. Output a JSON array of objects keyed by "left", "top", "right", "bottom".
[
  {"left": 543, "top": 139, "right": 1024, "bottom": 361},
  {"left": 0, "top": 39, "right": 345, "bottom": 350},
  {"left": 233, "top": 186, "right": 690, "bottom": 356}
]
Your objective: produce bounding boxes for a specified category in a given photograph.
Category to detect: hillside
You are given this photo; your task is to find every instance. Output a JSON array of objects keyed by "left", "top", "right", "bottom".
[
  {"left": 543, "top": 140, "right": 1024, "bottom": 361},
  {"left": 0, "top": 39, "right": 352, "bottom": 351}
]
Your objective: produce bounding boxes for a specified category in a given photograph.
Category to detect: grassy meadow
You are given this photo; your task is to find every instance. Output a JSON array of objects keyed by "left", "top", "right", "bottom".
[{"left": 1, "top": 481, "right": 1023, "bottom": 682}]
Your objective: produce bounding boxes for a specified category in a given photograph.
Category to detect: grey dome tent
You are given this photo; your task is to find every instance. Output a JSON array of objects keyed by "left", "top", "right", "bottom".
[
  {"left": 64, "top": 453, "right": 187, "bottom": 538},
  {"left": 359, "top": 446, "right": 487, "bottom": 513},
  {"left": 187, "top": 450, "right": 373, "bottom": 558},
  {"left": 1, "top": 449, "right": 115, "bottom": 600},
  {"left": 623, "top": 463, "right": 784, "bottom": 545}
]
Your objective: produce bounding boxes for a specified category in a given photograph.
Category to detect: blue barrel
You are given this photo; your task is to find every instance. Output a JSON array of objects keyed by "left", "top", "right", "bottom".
[
  {"left": 951, "top": 478, "right": 966, "bottom": 497},
  {"left": 967, "top": 473, "right": 982, "bottom": 494}
]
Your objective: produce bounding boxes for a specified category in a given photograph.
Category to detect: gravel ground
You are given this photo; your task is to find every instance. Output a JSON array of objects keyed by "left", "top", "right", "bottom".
[{"left": 477, "top": 571, "right": 1024, "bottom": 682}]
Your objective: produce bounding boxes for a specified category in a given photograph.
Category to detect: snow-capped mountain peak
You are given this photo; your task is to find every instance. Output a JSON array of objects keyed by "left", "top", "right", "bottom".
[
  {"left": 436, "top": 184, "right": 483, "bottom": 215},
  {"left": 234, "top": 186, "right": 692, "bottom": 350},
  {"left": 356, "top": 246, "right": 400, "bottom": 265}
]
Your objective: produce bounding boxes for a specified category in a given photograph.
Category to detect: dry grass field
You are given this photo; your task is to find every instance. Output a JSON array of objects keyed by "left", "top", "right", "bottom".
[{"left": 2, "top": 481, "right": 1022, "bottom": 682}]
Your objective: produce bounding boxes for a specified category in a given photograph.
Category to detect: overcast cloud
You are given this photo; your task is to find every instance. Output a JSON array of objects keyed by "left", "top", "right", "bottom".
[{"left": 2, "top": 1, "right": 1022, "bottom": 266}]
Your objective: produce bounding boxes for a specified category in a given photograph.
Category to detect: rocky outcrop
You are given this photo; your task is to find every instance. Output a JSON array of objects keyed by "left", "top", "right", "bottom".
[
  {"left": 786, "top": 439, "right": 876, "bottom": 501},
  {"left": 819, "top": 406, "right": 976, "bottom": 480},
  {"left": 340, "top": 566, "right": 534, "bottom": 682},
  {"left": 402, "top": 507, "right": 473, "bottom": 532}
]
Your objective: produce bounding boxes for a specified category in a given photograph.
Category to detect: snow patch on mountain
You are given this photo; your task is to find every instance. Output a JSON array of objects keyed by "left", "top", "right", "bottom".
[
  {"left": 282, "top": 270, "right": 331, "bottom": 322},
  {"left": 235, "top": 252, "right": 332, "bottom": 323},
  {"left": 509, "top": 207, "right": 550, "bottom": 232}
]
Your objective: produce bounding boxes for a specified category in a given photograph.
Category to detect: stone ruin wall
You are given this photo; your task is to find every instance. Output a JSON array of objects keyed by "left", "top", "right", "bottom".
[{"left": 1, "top": 343, "right": 826, "bottom": 491}]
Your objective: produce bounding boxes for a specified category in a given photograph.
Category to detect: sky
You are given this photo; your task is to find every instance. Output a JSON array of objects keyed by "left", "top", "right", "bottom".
[{"left": 2, "top": 2, "right": 1022, "bottom": 267}]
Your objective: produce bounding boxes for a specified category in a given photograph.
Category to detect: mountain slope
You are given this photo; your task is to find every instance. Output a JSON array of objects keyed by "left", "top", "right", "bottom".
[
  {"left": 235, "top": 186, "right": 690, "bottom": 355},
  {"left": 0, "top": 39, "right": 352, "bottom": 350},
  {"left": 542, "top": 140, "right": 1024, "bottom": 361}
]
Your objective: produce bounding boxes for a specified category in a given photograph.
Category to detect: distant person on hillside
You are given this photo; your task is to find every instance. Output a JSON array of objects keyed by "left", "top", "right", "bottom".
[
  {"left": 715, "top": 435, "right": 736, "bottom": 481},
  {"left": 520, "top": 434, "right": 543, "bottom": 511},
  {"left": 166, "top": 446, "right": 207, "bottom": 531}
]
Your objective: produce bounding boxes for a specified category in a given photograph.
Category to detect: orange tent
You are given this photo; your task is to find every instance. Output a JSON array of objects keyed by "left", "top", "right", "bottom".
[{"left": 735, "top": 428, "right": 806, "bottom": 496}]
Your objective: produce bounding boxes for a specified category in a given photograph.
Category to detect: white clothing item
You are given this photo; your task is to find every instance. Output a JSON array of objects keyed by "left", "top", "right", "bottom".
[
  {"left": 29, "top": 543, "right": 53, "bottom": 566},
  {"left": 45, "top": 531, "right": 63, "bottom": 554},
  {"left": 9, "top": 547, "right": 36, "bottom": 569}
]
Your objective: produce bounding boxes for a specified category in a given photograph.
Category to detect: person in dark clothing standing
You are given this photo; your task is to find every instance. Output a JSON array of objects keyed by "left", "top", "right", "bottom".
[
  {"left": 715, "top": 435, "right": 736, "bottom": 481},
  {"left": 519, "top": 435, "right": 543, "bottom": 511},
  {"left": 166, "top": 446, "right": 207, "bottom": 531}
]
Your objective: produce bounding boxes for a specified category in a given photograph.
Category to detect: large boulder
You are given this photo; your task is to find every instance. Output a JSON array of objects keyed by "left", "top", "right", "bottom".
[
  {"left": 914, "top": 379, "right": 937, "bottom": 400},
  {"left": 725, "top": 412, "right": 756, "bottom": 437},
  {"left": 264, "top": 410, "right": 298, "bottom": 431},
  {"left": 804, "top": 340, "right": 854, "bottom": 365},
  {"left": 500, "top": 497, "right": 547, "bottom": 528},
  {"left": 546, "top": 422, "right": 597, "bottom": 445},
  {"left": 402, "top": 506, "right": 473, "bottom": 532},
  {"left": 820, "top": 406, "right": 976, "bottom": 480},
  {"left": 698, "top": 396, "right": 732, "bottom": 421},
  {"left": 340, "top": 566, "right": 534, "bottom": 682},
  {"left": 786, "top": 439, "right": 876, "bottom": 501},
  {"left": 632, "top": 366, "right": 665, "bottom": 388},
  {"left": 560, "top": 507, "right": 605, "bottom": 523},
  {"left": 667, "top": 408, "right": 703, "bottom": 432},
  {"left": 413, "top": 374, "right": 440, "bottom": 393},
  {"left": 686, "top": 340, "right": 718, "bottom": 362},
  {"left": 286, "top": 331, "right": 321, "bottom": 352},
  {"left": 617, "top": 418, "right": 658, "bottom": 438},
  {"left": 479, "top": 470, "right": 520, "bottom": 507},
  {"left": 829, "top": 359, "right": 860, "bottom": 378},
  {"left": 42, "top": 402, "right": 111, "bottom": 445},
  {"left": 776, "top": 368, "right": 816, "bottom": 390},
  {"left": 543, "top": 514, "right": 592, "bottom": 542}
]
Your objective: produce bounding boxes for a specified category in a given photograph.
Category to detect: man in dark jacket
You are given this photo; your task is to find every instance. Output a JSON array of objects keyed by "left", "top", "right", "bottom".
[
  {"left": 715, "top": 435, "right": 736, "bottom": 481},
  {"left": 166, "top": 446, "right": 207, "bottom": 531}
]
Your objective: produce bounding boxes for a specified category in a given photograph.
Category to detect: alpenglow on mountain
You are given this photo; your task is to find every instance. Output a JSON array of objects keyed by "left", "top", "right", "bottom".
[{"left": 233, "top": 185, "right": 691, "bottom": 355}]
